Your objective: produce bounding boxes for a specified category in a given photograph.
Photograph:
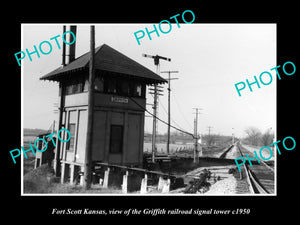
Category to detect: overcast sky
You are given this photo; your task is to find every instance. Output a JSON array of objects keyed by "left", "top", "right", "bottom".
[{"left": 22, "top": 24, "right": 276, "bottom": 138}]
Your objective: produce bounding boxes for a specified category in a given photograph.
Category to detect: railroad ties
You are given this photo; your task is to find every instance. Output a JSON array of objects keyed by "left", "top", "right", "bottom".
[
  {"left": 73, "top": 143, "right": 275, "bottom": 194},
  {"left": 219, "top": 142, "right": 275, "bottom": 194},
  {"left": 219, "top": 145, "right": 234, "bottom": 159},
  {"left": 236, "top": 142, "right": 275, "bottom": 194}
]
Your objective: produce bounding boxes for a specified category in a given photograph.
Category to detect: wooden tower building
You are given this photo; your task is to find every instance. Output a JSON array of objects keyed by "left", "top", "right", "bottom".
[{"left": 40, "top": 43, "right": 166, "bottom": 184}]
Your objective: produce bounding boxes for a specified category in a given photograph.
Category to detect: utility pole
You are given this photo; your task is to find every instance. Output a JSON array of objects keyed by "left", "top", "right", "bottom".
[
  {"left": 55, "top": 25, "right": 76, "bottom": 177},
  {"left": 207, "top": 126, "right": 213, "bottom": 136},
  {"left": 84, "top": 25, "right": 95, "bottom": 190},
  {"left": 207, "top": 126, "right": 213, "bottom": 147},
  {"left": 142, "top": 54, "right": 171, "bottom": 163},
  {"left": 62, "top": 25, "right": 66, "bottom": 66},
  {"left": 161, "top": 71, "right": 178, "bottom": 155},
  {"left": 193, "top": 108, "right": 202, "bottom": 163},
  {"left": 148, "top": 84, "right": 163, "bottom": 162}
]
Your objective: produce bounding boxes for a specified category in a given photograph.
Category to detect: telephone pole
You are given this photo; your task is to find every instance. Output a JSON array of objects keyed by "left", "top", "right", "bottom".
[
  {"left": 207, "top": 126, "right": 213, "bottom": 147},
  {"left": 193, "top": 108, "right": 202, "bottom": 163},
  {"left": 142, "top": 54, "right": 171, "bottom": 162},
  {"left": 161, "top": 71, "right": 178, "bottom": 155},
  {"left": 207, "top": 126, "right": 213, "bottom": 136},
  {"left": 148, "top": 84, "right": 163, "bottom": 162},
  {"left": 84, "top": 25, "right": 95, "bottom": 190}
]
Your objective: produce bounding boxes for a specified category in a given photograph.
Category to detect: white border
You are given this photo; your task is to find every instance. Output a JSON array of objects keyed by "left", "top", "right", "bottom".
[{"left": 21, "top": 23, "right": 277, "bottom": 196}]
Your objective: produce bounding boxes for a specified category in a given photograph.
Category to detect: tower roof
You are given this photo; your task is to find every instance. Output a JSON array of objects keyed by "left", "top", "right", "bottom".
[{"left": 40, "top": 44, "right": 167, "bottom": 84}]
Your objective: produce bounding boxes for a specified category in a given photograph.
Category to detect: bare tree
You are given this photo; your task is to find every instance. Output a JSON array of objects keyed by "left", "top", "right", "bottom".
[
  {"left": 202, "top": 134, "right": 216, "bottom": 147},
  {"left": 244, "top": 127, "right": 262, "bottom": 146},
  {"left": 260, "top": 129, "right": 274, "bottom": 146}
]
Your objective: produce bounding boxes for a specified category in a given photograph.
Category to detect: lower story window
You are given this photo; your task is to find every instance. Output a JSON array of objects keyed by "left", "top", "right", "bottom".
[{"left": 66, "top": 123, "right": 76, "bottom": 151}]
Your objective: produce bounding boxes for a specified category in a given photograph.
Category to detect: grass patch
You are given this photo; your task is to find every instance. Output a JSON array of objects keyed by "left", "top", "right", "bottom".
[{"left": 23, "top": 164, "right": 123, "bottom": 194}]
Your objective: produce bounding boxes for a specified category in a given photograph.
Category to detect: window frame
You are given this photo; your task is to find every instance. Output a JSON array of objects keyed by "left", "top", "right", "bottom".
[{"left": 66, "top": 123, "right": 76, "bottom": 151}]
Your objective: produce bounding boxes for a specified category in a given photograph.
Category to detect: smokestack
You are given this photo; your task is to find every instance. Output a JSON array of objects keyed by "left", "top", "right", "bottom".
[
  {"left": 62, "top": 26, "right": 66, "bottom": 66},
  {"left": 62, "top": 25, "right": 77, "bottom": 66}
]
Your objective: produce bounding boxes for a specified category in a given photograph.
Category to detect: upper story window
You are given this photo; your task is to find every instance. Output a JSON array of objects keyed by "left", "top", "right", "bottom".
[
  {"left": 133, "top": 83, "right": 142, "bottom": 97},
  {"left": 120, "top": 81, "right": 130, "bottom": 96},
  {"left": 62, "top": 72, "right": 146, "bottom": 98},
  {"left": 104, "top": 76, "right": 145, "bottom": 98},
  {"left": 94, "top": 76, "right": 104, "bottom": 92},
  {"left": 63, "top": 76, "right": 87, "bottom": 95},
  {"left": 106, "top": 78, "right": 117, "bottom": 94}
]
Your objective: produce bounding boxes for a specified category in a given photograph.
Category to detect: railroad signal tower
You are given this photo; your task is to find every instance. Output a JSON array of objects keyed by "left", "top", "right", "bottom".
[{"left": 39, "top": 26, "right": 167, "bottom": 188}]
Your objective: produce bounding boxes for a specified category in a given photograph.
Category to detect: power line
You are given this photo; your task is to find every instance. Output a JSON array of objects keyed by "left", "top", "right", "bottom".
[
  {"left": 156, "top": 85, "right": 194, "bottom": 132},
  {"left": 158, "top": 98, "right": 186, "bottom": 132},
  {"left": 172, "top": 92, "right": 194, "bottom": 130},
  {"left": 129, "top": 96, "right": 195, "bottom": 138},
  {"left": 157, "top": 98, "right": 168, "bottom": 116}
]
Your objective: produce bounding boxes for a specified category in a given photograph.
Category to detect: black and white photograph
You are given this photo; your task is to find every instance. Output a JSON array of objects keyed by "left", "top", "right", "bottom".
[
  {"left": 4, "top": 5, "right": 298, "bottom": 221},
  {"left": 21, "top": 23, "right": 276, "bottom": 195}
]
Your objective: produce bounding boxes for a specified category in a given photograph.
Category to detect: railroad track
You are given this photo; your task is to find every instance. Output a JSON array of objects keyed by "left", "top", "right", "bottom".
[
  {"left": 219, "top": 144, "right": 234, "bottom": 159},
  {"left": 236, "top": 142, "right": 274, "bottom": 194}
]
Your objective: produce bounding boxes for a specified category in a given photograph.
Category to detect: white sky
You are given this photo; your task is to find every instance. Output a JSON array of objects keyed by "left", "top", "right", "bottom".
[{"left": 22, "top": 24, "right": 276, "bottom": 138}]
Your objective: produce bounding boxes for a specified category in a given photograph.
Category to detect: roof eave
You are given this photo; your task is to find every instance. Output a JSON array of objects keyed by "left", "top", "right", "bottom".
[{"left": 40, "top": 67, "right": 167, "bottom": 84}]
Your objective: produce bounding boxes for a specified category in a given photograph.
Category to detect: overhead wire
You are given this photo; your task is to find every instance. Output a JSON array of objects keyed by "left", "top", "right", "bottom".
[
  {"left": 129, "top": 96, "right": 195, "bottom": 138},
  {"left": 158, "top": 98, "right": 189, "bottom": 132},
  {"left": 172, "top": 92, "right": 194, "bottom": 130},
  {"left": 149, "top": 87, "right": 192, "bottom": 133}
]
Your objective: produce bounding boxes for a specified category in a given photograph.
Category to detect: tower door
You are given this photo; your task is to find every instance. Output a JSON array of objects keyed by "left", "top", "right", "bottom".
[{"left": 109, "top": 125, "right": 124, "bottom": 154}]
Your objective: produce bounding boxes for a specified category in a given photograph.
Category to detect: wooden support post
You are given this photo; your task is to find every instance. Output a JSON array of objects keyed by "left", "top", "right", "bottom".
[
  {"left": 122, "top": 171, "right": 128, "bottom": 194},
  {"left": 162, "top": 178, "right": 170, "bottom": 193},
  {"left": 80, "top": 166, "right": 84, "bottom": 186},
  {"left": 34, "top": 157, "right": 38, "bottom": 169},
  {"left": 70, "top": 164, "right": 75, "bottom": 185},
  {"left": 103, "top": 168, "right": 110, "bottom": 188},
  {"left": 60, "top": 162, "right": 66, "bottom": 184},
  {"left": 140, "top": 174, "right": 148, "bottom": 194},
  {"left": 158, "top": 176, "right": 164, "bottom": 191}
]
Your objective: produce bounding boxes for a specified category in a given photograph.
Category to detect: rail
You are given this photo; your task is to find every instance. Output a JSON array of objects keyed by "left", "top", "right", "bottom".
[
  {"left": 236, "top": 142, "right": 269, "bottom": 194},
  {"left": 219, "top": 144, "right": 234, "bottom": 159}
]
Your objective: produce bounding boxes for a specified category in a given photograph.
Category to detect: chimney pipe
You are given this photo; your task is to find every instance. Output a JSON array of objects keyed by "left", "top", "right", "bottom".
[
  {"left": 63, "top": 25, "right": 77, "bottom": 65},
  {"left": 62, "top": 26, "right": 66, "bottom": 66}
]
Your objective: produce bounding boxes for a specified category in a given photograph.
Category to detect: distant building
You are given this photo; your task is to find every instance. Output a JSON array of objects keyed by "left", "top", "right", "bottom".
[{"left": 34, "top": 132, "right": 51, "bottom": 168}]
